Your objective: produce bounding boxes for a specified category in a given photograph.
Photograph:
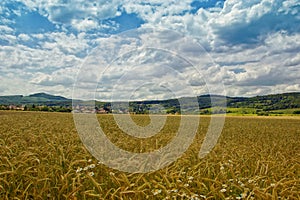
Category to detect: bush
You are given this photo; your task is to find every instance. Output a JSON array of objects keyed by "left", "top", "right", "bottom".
[
  {"left": 257, "top": 112, "right": 269, "bottom": 116},
  {"left": 41, "top": 106, "right": 49, "bottom": 112}
]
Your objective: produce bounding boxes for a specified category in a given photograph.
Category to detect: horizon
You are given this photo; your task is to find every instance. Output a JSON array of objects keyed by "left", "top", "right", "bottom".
[{"left": 1, "top": 91, "right": 300, "bottom": 102}]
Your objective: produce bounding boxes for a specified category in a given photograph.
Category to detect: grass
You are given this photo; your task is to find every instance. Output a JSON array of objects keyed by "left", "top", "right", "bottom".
[
  {"left": 218, "top": 107, "right": 300, "bottom": 116},
  {"left": 267, "top": 108, "right": 300, "bottom": 115},
  {"left": 224, "top": 108, "right": 258, "bottom": 116},
  {"left": 0, "top": 111, "right": 299, "bottom": 199}
]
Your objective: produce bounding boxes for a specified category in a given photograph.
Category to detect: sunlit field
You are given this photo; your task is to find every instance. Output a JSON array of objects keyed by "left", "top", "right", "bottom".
[{"left": 0, "top": 111, "right": 299, "bottom": 199}]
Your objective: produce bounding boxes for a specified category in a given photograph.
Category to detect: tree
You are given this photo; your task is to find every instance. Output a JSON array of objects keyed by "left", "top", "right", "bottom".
[
  {"left": 293, "top": 110, "right": 300, "bottom": 114},
  {"left": 41, "top": 106, "right": 49, "bottom": 112}
]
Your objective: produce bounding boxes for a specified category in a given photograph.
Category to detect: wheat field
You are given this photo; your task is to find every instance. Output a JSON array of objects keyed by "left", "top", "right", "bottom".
[{"left": 0, "top": 111, "right": 299, "bottom": 199}]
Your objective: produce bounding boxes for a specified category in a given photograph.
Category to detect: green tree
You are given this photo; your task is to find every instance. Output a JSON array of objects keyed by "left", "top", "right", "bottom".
[
  {"left": 293, "top": 110, "right": 300, "bottom": 114},
  {"left": 41, "top": 106, "right": 49, "bottom": 112}
]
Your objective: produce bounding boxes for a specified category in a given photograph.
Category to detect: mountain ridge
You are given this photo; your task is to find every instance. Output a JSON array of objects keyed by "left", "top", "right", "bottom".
[
  {"left": 1, "top": 92, "right": 300, "bottom": 102},
  {"left": 28, "top": 92, "right": 69, "bottom": 101}
]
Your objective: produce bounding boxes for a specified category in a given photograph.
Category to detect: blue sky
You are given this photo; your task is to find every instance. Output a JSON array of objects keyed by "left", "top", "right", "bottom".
[{"left": 0, "top": 0, "right": 300, "bottom": 99}]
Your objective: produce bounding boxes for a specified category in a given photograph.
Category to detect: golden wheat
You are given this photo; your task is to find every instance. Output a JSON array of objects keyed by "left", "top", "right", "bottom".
[{"left": 0, "top": 111, "right": 299, "bottom": 199}]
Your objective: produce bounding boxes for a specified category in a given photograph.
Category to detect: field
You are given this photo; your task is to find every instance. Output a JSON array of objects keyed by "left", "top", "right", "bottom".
[{"left": 0, "top": 111, "right": 299, "bottom": 199}]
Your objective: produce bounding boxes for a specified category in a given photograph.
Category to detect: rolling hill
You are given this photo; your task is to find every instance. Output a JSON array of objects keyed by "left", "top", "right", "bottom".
[
  {"left": 0, "top": 93, "right": 71, "bottom": 106},
  {"left": 0, "top": 92, "right": 300, "bottom": 115}
]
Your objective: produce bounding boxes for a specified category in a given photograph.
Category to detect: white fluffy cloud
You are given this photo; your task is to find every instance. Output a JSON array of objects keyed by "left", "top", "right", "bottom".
[
  {"left": 18, "top": 0, "right": 123, "bottom": 31},
  {"left": 71, "top": 18, "right": 99, "bottom": 32},
  {"left": 0, "top": 43, "right": 81, "bottom": 71},
  {"left": 0, "top": 31, "right": 86, "bottom": 97},
  {"left": 72, "top": 27, "right": 225, "bottom": 101},
  {"left": 140, "top": 0, "right": 300, "bottom": 96},
  {"left": 18, "top": 33, "right": 30, "bottom": 41},
  {"left": 40, "top": 32, "right": 90, "bottom": 56},
  {"left": 123, "top": 0, "right": 193, "bottom": 22},
  {"left": 30, "top": 68, "right": 76, "bottom": 87},
  {"left": 0, "top": 25, "right": 14, "bottom": 33},
  {"left": 208, "top": 31, "right": 300, "bottom": 96}
]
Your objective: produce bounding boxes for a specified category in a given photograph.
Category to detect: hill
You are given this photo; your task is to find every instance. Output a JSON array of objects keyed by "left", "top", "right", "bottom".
[
  {"left": 227, "top": 93, "right": 300, "bottom": 108},
  {"left": 0, "top": 92, "right": 300, "bottom": 115},
  {"left": 0, "top": 93, "right": 71, "bottom": 106},
  {"left": 28, "top": 92, "right": 69, "bottom": 101}
]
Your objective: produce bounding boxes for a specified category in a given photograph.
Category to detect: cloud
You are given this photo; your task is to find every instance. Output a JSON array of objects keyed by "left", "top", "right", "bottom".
[
  {"left": 40, "top": 32, "right": 90, "bottom": 56},
  {"left": 0, "top": 25, "right": 14, "bottom": 33},
  {"left": 0, "top": 75, "right": 37, "bottom": 95},
  {"left": 123, "top": 0, "right": 194, "bottom": 21},
  {"left": 18, "top": 33, "right": 30, "bottom": 41},
  {"left": 284, "top": 55, "right": 300, "bottom": 67},
  {"left": 208, "top": 31, "right": 300, "bottom": 95},
  {"left": 0, "top": 34, "right": 17, "bottom": 45},
  {"left": 0, "top": 42, "right": 82, "bottom": 72},
  {"left": 72, "top": 27, "right": 224, "bottom": 101},
  {"left": 30, "top": 68, "right": 76, "bottom": 87},
  {"left": 134, "top": 0, "right": 300, "bottom": 52},
  {"left": 71, "top": 18, "right": 99, "bottom": 32},
  {"left": 19, "top": 0, "right": 123, "bottom": 31},
  {"left": 0, "top": 30, "right": 86, "bottom": 97},
  {"left": 211, "top": 0, "right": 300, "bottom": 46}
]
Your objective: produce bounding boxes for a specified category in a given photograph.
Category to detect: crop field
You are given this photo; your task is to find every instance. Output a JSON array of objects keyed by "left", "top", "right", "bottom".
[{"left": 0, "top": 111, "right": 299, "bottom": 199}]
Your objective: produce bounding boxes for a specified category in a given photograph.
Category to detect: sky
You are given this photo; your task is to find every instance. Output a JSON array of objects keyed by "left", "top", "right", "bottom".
[{"left": 0, "top": 0, "right": 300, "bottom": 100}]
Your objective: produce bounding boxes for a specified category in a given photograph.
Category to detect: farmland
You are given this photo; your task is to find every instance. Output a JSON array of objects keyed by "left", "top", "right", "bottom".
[{"left": 0, "top": 111, "right": 299, "bottom": 199}]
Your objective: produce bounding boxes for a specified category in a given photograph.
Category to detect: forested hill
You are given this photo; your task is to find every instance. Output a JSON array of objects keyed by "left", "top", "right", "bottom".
[
  {"left": 227, "top": 92, "right": 300, "bottom": 110},
  {"left": 0, "top": 93, "right": 70, "bottom": 106}
]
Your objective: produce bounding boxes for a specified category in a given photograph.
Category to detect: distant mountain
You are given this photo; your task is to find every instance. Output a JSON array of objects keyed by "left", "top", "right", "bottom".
[
  {"left": 28, "top": 93, "right": 69, "bottom": 101},
  {"left": 0, "top": 93, "right": 71, "bottom": 106},
  {"left": 0, "top": 95, "right": 24, "bottom": 105},
  {"left": 226, "top": 92, "right": 300, "bottom": 110}
]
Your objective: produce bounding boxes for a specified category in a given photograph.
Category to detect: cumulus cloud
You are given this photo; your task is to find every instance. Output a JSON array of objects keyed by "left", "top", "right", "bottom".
[
  {"left": 73, "top": 27, "right": 223, "bottom": 101},
  {"left": 40, "top": 32, "right": 90, "bottom": 56},
  {"left": 18, "top": 33, "right": 30, "bottom": 41},
  {"left": 71, "top": 18, "right": 99, "bottom": 32},
  {"left": 208, "top": 31, "right": 300, "bottom": 96},
  {"left": 18, "top": 0, "right": 123, "bottom": 31},
  {"left": 123, "top": 0, "right": 193, "bottom": 23},
  {"left": 0, "top": 25, "right": 14, "bottom": 33},
  {"left": 30, "top": 68, "right": 76, "bottom": 87},
  {"left": 0, "top": 30, "right": 85, "bottom": 97},
  {"left": 0, "top": 43, "right": 81, "bottom": 71}
]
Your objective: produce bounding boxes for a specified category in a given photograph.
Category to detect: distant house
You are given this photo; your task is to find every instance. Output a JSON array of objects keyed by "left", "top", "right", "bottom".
[
  {"left": 97, "top": 108, "right": 108, "bottom": 114},
  {"left": 8, "top": 105, "right": 24, "bottom": 110}
]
